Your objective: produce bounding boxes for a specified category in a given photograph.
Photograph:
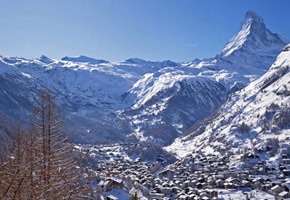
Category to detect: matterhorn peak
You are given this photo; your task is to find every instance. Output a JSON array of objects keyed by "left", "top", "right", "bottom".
[
  {"left": 221, "top": 10, "right": 287, "bottom": 69},
  {"left": 37, "top": 55, "right": 54, "bottom": 64},
  {"left": 245, "top": 10, "right": 264, "bottom": 23},
  {"left": 241, "top": 10, "right": 266, "bottom": 35}
]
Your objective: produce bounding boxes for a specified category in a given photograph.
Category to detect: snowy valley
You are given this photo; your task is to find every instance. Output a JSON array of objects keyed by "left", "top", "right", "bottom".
[{"left": 0, "top": 10, "right": 290, "bottom": 200}]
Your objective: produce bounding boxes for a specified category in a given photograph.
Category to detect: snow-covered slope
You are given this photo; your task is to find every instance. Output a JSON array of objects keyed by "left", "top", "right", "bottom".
[
  {"left": 166, "top": 44, "right": 290, "bottom": 167},
  {"left": 0, "top": 11, "right": 287, "bottom": 145},
  {"left": 121, "top": 71, "right": 227, "bottom": 145}
]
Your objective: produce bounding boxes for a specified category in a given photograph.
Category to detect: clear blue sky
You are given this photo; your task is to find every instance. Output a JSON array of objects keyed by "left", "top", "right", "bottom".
[{"left": 0, "top": 0, "right": 289, "bottom": 62}]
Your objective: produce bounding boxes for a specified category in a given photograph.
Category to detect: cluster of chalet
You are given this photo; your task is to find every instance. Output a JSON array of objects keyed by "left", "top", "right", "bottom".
[
  {"left": 79, "top": 143, "right": 290, "bottom": 200},
  {"left": 150, "top": 153, "right": 290, "bottom": 200},
  {"left": 93, "top": 159, "right": 159, "bottom": 199}
]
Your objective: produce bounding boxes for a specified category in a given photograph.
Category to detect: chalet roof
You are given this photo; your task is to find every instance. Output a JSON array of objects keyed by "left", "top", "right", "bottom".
[
  {"left": 271, "top": 185, "right": 282, "bottom": 191},
  {"left": 104, "top": 180, "right": 110, "bottom": 186},
  {"left": 98, "top": 180, "right": 104, "bottom": 186},
  {"left": 241, "top": 180, "right": 250, "bottom": 184},
  {"left": 282, "top": 183, "right": 290, "bottom": 190},
  {"left": 252, "top": 178, "right": 262, "bottom": 182},
  {"left": 106, "top": 195, "right": 118, "bottom": 200},
  {"left": 188, "top": 193, "right": 197, "bottom": 198},
  {"left": 178, "top": 194, "right": 188, "bottom": 199},
  {"left": 109, "top": 177, "right": 123, "bottom": 184},
  {"left": 278, "top": 191, "right": 289, "bottom": 197},
  {"left": 225, "top": 177, "right": 236, "bottom": 182}
]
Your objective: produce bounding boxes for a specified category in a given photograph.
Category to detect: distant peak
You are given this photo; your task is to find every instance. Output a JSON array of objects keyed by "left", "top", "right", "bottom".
[
  {"left": 161, "top": 60, "right": 178, "bottom": 67},
  {"left": 38, "top": 55, "right": 54, "bottom": 64},
  {"left": 124, "top": 58, "right": 147, "bottom": 64},
  {"left": 61, "top": 55, "right": 109, "bottom": 64},
  {"left": 39, "top": 55, "right": 51, "bottom": 61},
  {"left": 245, "top": 10, "right": 264, "bottom": 23}
]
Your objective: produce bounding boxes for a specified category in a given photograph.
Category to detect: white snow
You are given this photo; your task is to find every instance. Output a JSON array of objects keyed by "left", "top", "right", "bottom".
[
  {"left": 166, "top": 44, "right": 290, "bottom": 167},
  {"left": 218, "top": 189, "right": 274, "bottom": 200},
  {"left": 222, "top": 16, "right": 251, "bottom": 57}
]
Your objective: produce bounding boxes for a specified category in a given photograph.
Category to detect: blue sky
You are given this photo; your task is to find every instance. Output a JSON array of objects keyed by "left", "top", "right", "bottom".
[{"left": 0, "top": 0, "right": 289, "bottom": 62}]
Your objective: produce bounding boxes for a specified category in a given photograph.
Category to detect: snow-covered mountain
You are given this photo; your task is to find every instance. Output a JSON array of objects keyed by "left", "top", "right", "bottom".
[
  {"left": 221, "top": 10, "right": 288, "bottom": 69},
  {"left": 121, "top": 73, "right": 227, "bottom": 144},
  {"left": 193, "top": 10, "right": 288, "bottom": 87},
  {"left": 166, "top": 44, "right": 290, "bottom": 167},
  {"left": 0, "top": 11, "right": 287, "bottom": 145},
  {"left": 116, "top": 10, "right": 288, "bottom": 144}
]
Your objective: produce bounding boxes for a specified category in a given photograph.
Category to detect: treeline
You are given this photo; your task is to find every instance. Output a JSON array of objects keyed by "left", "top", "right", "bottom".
[{"left": 0, "top": 92, "right": 92, "bottom": 199}]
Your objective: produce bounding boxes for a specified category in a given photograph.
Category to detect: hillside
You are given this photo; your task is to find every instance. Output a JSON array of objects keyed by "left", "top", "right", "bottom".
[{"left": 166, "top": 44, "right": 290, "bottom": 168}]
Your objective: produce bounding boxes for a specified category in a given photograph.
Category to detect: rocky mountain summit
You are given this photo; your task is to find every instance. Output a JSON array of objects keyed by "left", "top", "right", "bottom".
[{"left": 221, "top": 10, "right": 287, "bottom": 69}]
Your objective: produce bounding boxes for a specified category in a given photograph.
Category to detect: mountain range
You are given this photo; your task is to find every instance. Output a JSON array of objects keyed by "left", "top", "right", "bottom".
[{"left": 0, "top": 10, "right": 288, "bottom": 153}]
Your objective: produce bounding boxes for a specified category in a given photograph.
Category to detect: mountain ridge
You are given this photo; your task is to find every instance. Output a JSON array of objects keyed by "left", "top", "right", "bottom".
[{"left": 0, "top": 11, "right": 288, "bottom": 146}]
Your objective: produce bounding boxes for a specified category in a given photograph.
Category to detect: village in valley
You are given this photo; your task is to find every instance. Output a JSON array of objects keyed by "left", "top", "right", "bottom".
[
  {"left": 1, "top": 1, "right": 290, "bottom": 199},
  {"left": 77, "top": 143, "right": 290, "bottom": 200}
]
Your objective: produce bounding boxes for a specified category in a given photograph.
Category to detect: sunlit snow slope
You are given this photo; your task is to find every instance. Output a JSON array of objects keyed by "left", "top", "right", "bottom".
[{"left": 166, "top": 44, "right": 290, "bottom": 167}]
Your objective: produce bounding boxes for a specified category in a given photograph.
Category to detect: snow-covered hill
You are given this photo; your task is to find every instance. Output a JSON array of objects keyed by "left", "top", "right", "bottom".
[
  {"left": 0, "top": 11, "right": 287, "bottom": 145},
  {"left": 166, "top": 44, "right": 290, "bottom": 167}
]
